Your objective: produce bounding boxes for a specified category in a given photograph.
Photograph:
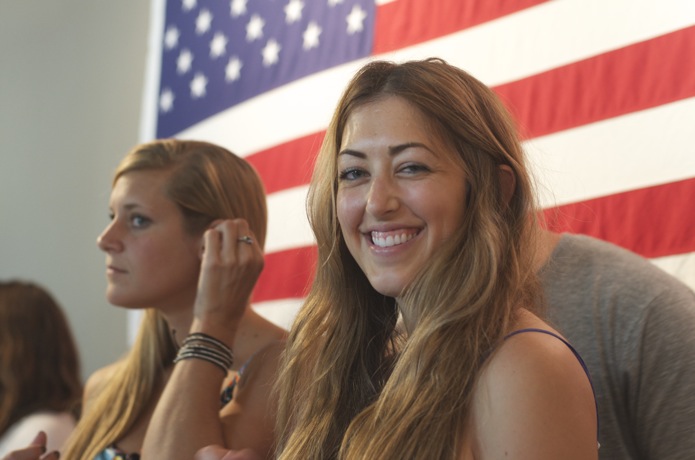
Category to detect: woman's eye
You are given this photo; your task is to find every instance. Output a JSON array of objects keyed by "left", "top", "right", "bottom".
[
  {"left": 400, "top": 163, "right": 430, "bottom": 174},
  {"left": 130, "top": 214, "right": 151, "bottom": 228},
  {"left": 338, "top": 168, "right": 366, "bottom": 181}
]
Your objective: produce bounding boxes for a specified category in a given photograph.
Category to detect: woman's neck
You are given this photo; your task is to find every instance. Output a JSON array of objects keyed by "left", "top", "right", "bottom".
[{"left": 161, "top": 307, "right": 194, "bottom": 348}]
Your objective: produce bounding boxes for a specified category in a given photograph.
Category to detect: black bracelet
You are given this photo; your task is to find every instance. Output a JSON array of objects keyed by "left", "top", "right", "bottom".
[{"left": 173, "top": 332, "right": 234, "bottom": 374}]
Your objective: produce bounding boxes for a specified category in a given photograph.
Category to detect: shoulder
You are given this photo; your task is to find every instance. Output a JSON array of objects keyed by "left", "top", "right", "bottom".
[
  {"left": 551, "top": 234, "right": 690, "bottom": 291},
  {"left": 235, "top": 340, "right": 286, "bottom": 395},
  {"left": 83, "top": 360, "right": 123, "bottom": 411},
  {"left": 469, "top": 315, "right": 597, "bottom": 459},
  {"left": 544, "top": 234, "right": 694, "bottom": 318},
  {"left": 219, "top": 341, "right": 285, "bottom": 456},
  {"left": 478, "top": 326, "right": 594, "bottom": 407}
]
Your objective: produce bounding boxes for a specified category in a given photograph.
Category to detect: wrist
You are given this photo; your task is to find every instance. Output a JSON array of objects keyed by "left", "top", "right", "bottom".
[{"left": 190, "top": 317, "right": 239, "bottom": 349}]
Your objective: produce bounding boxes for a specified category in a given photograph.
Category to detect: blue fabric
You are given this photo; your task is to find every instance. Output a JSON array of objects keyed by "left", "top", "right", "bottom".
[{"left": 94, "top": 445, "right": 140, "bottom": 460}]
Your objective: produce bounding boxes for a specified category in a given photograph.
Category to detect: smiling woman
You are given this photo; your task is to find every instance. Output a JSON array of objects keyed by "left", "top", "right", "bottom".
[
  {"left": 336, "top": 96, "right": 469, "bottom": 299},
  {"left": 271, "top": 58, "right": 599, "bottom": 460}
]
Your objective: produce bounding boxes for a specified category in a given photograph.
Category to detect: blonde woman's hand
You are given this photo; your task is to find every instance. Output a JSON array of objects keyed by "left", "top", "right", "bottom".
[
  {"left": 194, "top": 219, "right": 264, "bottom": 330},
  {"left": 195, "top": 445, "right": 262, "bottom": 460},
  {"left": 1, "top": 432, "right": 60, "bottom": 460}
]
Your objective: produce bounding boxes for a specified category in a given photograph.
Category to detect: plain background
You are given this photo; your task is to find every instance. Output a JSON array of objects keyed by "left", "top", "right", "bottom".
[{"left": 0, "top": 1, "right": 152, "bottom": 379}]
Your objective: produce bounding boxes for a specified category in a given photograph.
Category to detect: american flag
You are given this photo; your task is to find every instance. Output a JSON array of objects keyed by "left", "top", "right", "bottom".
[{"left": 142, "top": 0, "right": 695, "bottom": 328}]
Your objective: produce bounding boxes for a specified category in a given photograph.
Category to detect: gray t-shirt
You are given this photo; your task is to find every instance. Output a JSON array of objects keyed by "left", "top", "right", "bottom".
[{"left": 540, "top": 234, "right": 695, "bottom": 459}]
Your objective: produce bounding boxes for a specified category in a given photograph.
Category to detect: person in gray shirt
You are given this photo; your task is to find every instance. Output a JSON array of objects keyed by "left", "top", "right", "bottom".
[{"left": 538, "top": 230, "right": 695, "bottom": 459}]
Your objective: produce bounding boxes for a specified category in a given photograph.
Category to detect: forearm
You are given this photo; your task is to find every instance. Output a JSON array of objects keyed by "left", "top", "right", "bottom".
[
  {"left": 142, "top": 320, "right": 237, "bottom": 459},
  {"left": 142, "top": 359, "right": 228, "bottom": 459}
]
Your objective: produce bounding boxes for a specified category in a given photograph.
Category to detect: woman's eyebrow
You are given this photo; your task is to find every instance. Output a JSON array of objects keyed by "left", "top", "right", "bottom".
[{"left": 338, "top": 142, "right": 433, "bottom": 158}]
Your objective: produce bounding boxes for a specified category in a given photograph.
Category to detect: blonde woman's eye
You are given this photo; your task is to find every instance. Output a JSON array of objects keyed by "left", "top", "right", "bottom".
[{"left": 131, "top": 215, "right": 151, "bottom": 228}]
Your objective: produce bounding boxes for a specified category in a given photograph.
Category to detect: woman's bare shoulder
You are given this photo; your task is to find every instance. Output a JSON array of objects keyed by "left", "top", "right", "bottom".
[
  {"left": 82, "top": 360, "right": 125, "bottom": 410},
  {"left": 468, "top": 310, "right": 597, "bottom": 459}
]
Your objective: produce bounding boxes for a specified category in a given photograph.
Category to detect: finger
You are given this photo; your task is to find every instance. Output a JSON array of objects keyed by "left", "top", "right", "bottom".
[
  {"left": 30, "top": 431, "right": 47, "bottom": 448},
  {"left": 195, "top": 445, "right": 231, "bottom": 460},
  {"left": 215, "top": 219, "right": 256, "bottom": 262},
  {"left": 202, "top": 227, "right": 222, "bottom": 263},
  {"left": 40, "top": 452, "right": 60, "bottom": 460}
]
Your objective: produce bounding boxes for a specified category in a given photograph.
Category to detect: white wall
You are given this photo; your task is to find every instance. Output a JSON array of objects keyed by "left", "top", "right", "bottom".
[{"left": 0, "top": 1, "right": 151, "bottom": 379}]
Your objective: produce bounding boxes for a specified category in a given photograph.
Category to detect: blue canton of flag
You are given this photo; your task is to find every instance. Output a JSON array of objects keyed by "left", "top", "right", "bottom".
[{"left": 156, "top": 0, "right": 375, "bottom": 138}]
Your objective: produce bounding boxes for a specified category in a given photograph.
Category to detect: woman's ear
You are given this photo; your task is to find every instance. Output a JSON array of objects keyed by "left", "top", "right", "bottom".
[{"left": 498, "top": 164, "right": 516, "bottom": 205}]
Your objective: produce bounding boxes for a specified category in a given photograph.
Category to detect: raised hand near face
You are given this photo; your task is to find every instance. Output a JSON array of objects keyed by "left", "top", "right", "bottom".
[{"left": 194, "top": 219, "right": 264, "bottom": 331}]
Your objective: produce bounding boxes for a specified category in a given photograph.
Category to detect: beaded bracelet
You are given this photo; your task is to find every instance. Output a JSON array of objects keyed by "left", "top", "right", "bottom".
[{"left": 173, "top": 332, "right": 234, "bottom": 375}]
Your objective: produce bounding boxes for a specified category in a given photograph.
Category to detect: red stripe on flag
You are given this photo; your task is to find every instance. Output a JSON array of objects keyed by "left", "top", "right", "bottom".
[
  {"left": 543, "top": 178, "right": 695, "bottom": 259},
  {"left": 246, "top": 132, "right": 324, "bottom": 195},
  {"left": 254, "top": 245, "right": 317, "bottom": 303},
  {"left": 373, "top": 0, "right": 549, "bottom": 54},
  {"left": 496, "top": 26, "right": 695, "bottom": 139}
]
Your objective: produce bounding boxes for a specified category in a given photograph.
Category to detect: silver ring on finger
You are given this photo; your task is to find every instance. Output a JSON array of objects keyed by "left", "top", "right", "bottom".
[{"left": 237, "top": 235, "right": 253, "bottom": 245}]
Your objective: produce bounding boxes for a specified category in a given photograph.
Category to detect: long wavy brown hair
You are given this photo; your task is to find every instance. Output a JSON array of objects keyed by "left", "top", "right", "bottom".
[
  {"left": 61, "top": 139, "right": 268, "bottom": 459},
  {"left": 275, "top": 58, "right": 541, "bottom": 459},
  {"left": 0, "top": 280, "right": 82, "bottom": 438}
]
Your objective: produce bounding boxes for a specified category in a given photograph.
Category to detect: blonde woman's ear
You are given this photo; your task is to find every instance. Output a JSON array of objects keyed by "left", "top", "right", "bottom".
[{"left": 498, "top": 164, "right": 516, "bottom": 205}]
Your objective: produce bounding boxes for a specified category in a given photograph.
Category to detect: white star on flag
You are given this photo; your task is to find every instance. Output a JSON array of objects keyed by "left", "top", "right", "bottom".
[
  {"left": 164, "top": 26, "right": 179, "bottom": 50},
  {"left": 176, "top": 49, "right": 193, "bottom": 74},
  {"left": 346, "top": 5, "right": 367, "bottom": 34},
  {"left": 182, "top": 0, "right": 196, "bottom": 12},
  {"left": 190, "top": 72, "right": 208, "bottom": 98},
  {"left": 262, "top": 39, "right": 281, "bottom": 66},
  {"left": 303, "top": 22, "right": 321, "bottom": 50},
  {"left": 230, "top": 0, "right": 247, "bottom": 18},
  {"left": 284, "top": 0, "right": 304, "bottom": 24},
  {"left": 225, "top": 56, "right": 243, "bottom": 82},
  {"left": 196, "top": 9, "right": 213, "bottom": 35},
  {"left": 210, "top": 32, "right": 228, "bottom": 58},
  {"left": 159, "top": 88, "right": 174, "bottom": 113},
  {"left": 246, "top": 14, "right": 265, "bottom": 41}
]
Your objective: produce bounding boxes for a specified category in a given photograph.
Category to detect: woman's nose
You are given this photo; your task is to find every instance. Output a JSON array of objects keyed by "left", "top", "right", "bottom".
[
  {"left": 365, "top": 175, "right": 400, "bottom": 217},
  {"left": 96, "top": 221, "right": 122, "bottom": 252}
]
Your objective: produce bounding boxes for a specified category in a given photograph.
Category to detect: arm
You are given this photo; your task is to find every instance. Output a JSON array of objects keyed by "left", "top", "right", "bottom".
[
  {"left": 470, "top": 331, "right": 598, "bottom": 460},
  {"left": 142, "top": 220, "right": 275, "bottom": 459}
]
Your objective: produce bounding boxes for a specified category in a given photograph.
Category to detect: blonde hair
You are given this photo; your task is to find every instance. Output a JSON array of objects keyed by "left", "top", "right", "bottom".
[
  {"left": 276, "top": 58, "right": 540, "bottom": 459},
  {"left": 62, "top": 139, "right": 268, "bottom": 459},
  {"left": 0, "top": 280, "right": 82, "bottom": 438}
]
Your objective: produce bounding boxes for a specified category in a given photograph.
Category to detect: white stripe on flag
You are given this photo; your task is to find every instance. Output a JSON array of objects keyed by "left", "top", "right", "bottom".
[
  {"left": 528, "top": 97, "right": 695, "bottom": 208},
  {"left": 651, "top": 252, "right": 695, "bottom": 292}
]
